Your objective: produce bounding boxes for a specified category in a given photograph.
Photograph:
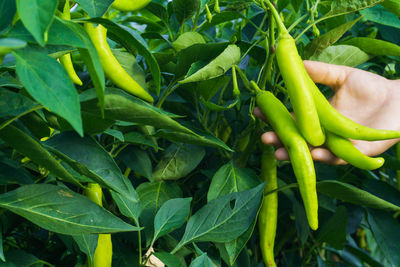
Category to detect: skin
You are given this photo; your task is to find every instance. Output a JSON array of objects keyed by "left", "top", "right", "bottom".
[{"left": 254, "top": 60, "right": 400, "bottom": 165}]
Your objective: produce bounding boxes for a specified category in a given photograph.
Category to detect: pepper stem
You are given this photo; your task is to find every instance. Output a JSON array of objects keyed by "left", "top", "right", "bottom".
[{"left": 263, "top": 0, "right": 288, "bottom": 35}]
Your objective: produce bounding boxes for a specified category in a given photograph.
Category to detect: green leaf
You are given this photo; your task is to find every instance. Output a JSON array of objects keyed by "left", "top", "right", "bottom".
[
  {"left": 47, "top": 17, "right": 86, "bottom": 48},
  {"left": 0, "top": 88, "right": 39, "bottom": 118},
  {"left": 16, "top": 0, "right": 57, "bottom": 46},
  {"left": 304, "top": 17, "right": 362, "bottom": 59},
  {"left": 341, "top": 37, "right": 400, "bottom": 56},
  {"left": 360, "top": 4, "right": 400, "bottom": 29},
  {"left": 152, "top": 252, "right": 185, "bottom": 267},
  {"left": 382, "top": 0, "right": 400, "bottom": 17},
  {"left": 3, "top": 250, "right": 47, "bottom": 266},
  {"left": 88, "top": 18, "right": 161, "bottom": 95},
  {"left": 207, "top": 161, "right": 260, "bottom": 202},
  {"left": 172, "top": 32, "right": 206, "bottom": 52},
  {"left": 0, "top": 160, "right": 33, "bottom": 185},
  {"left": 200, "top": 98, "right": 238, "bottom": 112},
  {"left": 198, "top": 11, "right": 243, "bottom": 32},
  {"left": 104, "top": 129, "right": 124, "bottom": 142},
  {"left": 223, "top": 219, "right": 257, "bottom": 266},
  {"left": 13, "top": 47, "right": 83, "bottom": 136},
  {"left": 316, "top": 206, "right": 348, "bottom": 250},
  {"left": 153, "top": 143, "right": 205, "bottom": 181},
  {"left": 0, "top": 0, "right": 16, "bottom": 34},
  {"left": 317, "top": 180, "right": 400, "bottom": 211},
  {"left": 152, "top": 198, "right": 192, "bottom": 245},
  {"left": 189, "top": 253, "right": 214, "bottom": 267},
  {"left": 175, "top": 42, "right": 229, "bottom": 78},
  {"left": 82, "top": 88, "right": 195, "bottom": 135},
  {"left": 154, "top": 128, "right": 233, "bottom": 152},
  {"left": 0, "top": 38, "right": 26, "bottom": 55},
  {"left": 180, "top": 45, "right": 241, "bottom": 84},
  {"left": 173, "top": 0, "right": 200, "bottom": 24},
  {"left": 323, "top": 0, "right": 383, "bottom": 19},
  {"left": 137, "top": 181, "right": 182, "bottom": 244},
  {"left": 0, "top": 184, "right": 140, "bottom": 235},
  {"left": 172, "top": 183, "right": 264, "bottom": 253},
  {"left": 367, "top": 209, "right": 400, "bottom": 266},
  {"left": 309, "top": 45, "right": 370, "bottom": 67},
  {"left": 119, "top": 147, "right": 153, "bottom": 181},
  {"left": 72, "top": 234, "right": 98, "bottom": 265},
  {"left": 0, "top": 125, "right": 80, "bottom": 186},
  {"left": 124, "top": 131, "right": 159, "bottom": 150},
  {"left": 74, "top": 0, "right": 114, "bottom": 18},
  {"left": 43, "top": 132, "right": 141, "bottom": 223}
]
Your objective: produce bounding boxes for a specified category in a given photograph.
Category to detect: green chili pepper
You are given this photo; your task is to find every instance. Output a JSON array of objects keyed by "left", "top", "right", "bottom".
[
  {"left": 84, "top": 183, "right": 112, "bottom": 267},
  {"left": 255, "top": 86, "right": 318, "bottom": 230},
  {"left": 308, "top": 76, "right": 400, "bottom": 141},
  {"left": 59, "top": 0, "right": 82, "bottom": 86},
  {"left": 325, "top": 131, "right": 384, "bottom": 170},
  {"left": 258, "top": 145, "right": 278, "bottom": 267},
  {"left": 266, "top": 1, "right": 325, "bottom": 147},
  {"left": 112, "top": 0, "right": 151, "bottom": 11},
  {"left": 84, "top": 23, "right": 153, "bottom": 103}
]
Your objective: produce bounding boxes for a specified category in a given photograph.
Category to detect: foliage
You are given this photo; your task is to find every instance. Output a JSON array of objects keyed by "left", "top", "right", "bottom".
[{"left": 0, "top": 0, "right": 400, "bottom": 266}]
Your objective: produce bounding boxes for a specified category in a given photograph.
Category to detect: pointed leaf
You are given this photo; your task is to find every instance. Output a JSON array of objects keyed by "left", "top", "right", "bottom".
[
  {"left": 82, "top": 88, "right": 195, "bottom": 135},
  {"left": 44, "top": 132, "right": 141, "bottom": 222},
  {"left": 172, "top": 183, "right": 264, "bottom": 253},
  {"left": 13, "top": 47, "right": 83, "bottom": 136},
  {"left": 16, "top": 0, "right": 57, "bottom": 46},
  {"left": 189, "top": 253, "right": 214, "bottom": 267},
  {"left": 73, "top": 234, "right": 98, "bottom": 265},
  {"left": 153, "top": 143, "right": 205, "bottom": 181},
  {"left": 180, "top": 45, "right": 241, "bottom": 84},
  {"left": 341, "top": 37, "right": 400, "bottom": 56},
  {"left": 309, "top": 45, "right": 370, "bottom": 67},
  {"left": 152, "top": 198, "right": 192, "bottom": 245},
  {"left": 154, "top": 128, "right": 233, "bottom": 152},
  {"left": 304, "top": 17, "right": 362, "bottom": 58},
  {"left": 0, "top": 88, "right": 39, "bottom": 118},
  {"left": 367, "top": 209, "right": 400, "bottom": 266},
  {"left": 75, "top": 0, "right": 114, "bottom": 18},
  {"left": 0, "top": 184, "right": 140, "bottom": 235},
  {"left": 317, "top": 180, "right": 400, "bottom": 211},
  {"left": 0, "top": 125, "right": 80, "bottom": 186},
  {"left": 316, "top": 206, "right": 348, "bottom": 249},
  {"left": 207, "top": 161, "right": 260, "bottom": 201}
]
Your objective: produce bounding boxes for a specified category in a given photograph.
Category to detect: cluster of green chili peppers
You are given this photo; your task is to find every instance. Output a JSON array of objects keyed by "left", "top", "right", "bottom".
[
  {"left": 255, "top": 1, "right": 400, "bottom": 266},
  {"left": 59, "top": 0, "right": 153, "bottom": 103}
]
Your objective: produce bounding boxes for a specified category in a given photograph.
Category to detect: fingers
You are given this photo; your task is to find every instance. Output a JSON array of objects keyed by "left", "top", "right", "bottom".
[
  {"left": 253, "top": 107, "right": 267, "bottom": 122},
  {"left": 311, "top": 148, "right": 347, "bottom": 165},
  {"left": 261, "top": 132, "right": 283, "bottom": 147},
  {"left": 303, "top": 60, "right": 353, "bottom": 91}
]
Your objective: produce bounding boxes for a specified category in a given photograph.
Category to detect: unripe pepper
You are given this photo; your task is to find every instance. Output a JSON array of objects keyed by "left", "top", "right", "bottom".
[
  {"left": 258, "top": 145, "right": 278, "bottom": 267},
  {"left": 60, "top": 0, "right": 83, "bottom": 86},
  {"left": 266, "top": 1, "right": 325, "bottom": 147},
  {"left": 84, "top": 23, "right": 153, "bottom": 103},
  {"left": 255, "top": 86, "right": 318, "bottom": 230},
  {"left": 324, "top": 131, "right": 384, "bottom": 170},
  {"left": 112, "top": 0, "right": 152, "bottom": 11},
  {"left": 84, "top": 183, "right": 112, "bottom": 267}
]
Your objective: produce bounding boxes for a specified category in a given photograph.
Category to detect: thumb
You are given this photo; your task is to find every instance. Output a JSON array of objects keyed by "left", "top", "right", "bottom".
[{"left": 303, "top": 60, "right": 353, "bottom": 91}]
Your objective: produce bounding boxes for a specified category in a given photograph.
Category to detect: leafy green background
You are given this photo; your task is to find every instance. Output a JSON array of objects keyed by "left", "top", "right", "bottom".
[{"left": 0, "top": 0, "right": 400, "bottom": 266}]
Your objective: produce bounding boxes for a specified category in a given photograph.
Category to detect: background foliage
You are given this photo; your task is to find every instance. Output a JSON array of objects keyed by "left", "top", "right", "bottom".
[{"left": 1, "top": 0, "right": 400, "bottom": 266}]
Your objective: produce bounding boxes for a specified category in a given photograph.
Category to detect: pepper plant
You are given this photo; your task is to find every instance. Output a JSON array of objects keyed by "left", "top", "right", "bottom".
[{"left": 1, "top": 0, "right": 400, "bottom": 266}]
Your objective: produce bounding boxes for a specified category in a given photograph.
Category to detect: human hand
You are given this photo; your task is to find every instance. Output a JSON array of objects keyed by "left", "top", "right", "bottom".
[{"left": 254, "top": 60, "right": 400, "bottom": 165}]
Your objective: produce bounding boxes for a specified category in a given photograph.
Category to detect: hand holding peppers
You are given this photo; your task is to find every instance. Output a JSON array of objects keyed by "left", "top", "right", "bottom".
[{"left": 256, "top": 60, "right": 400, "bottom": 165}]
